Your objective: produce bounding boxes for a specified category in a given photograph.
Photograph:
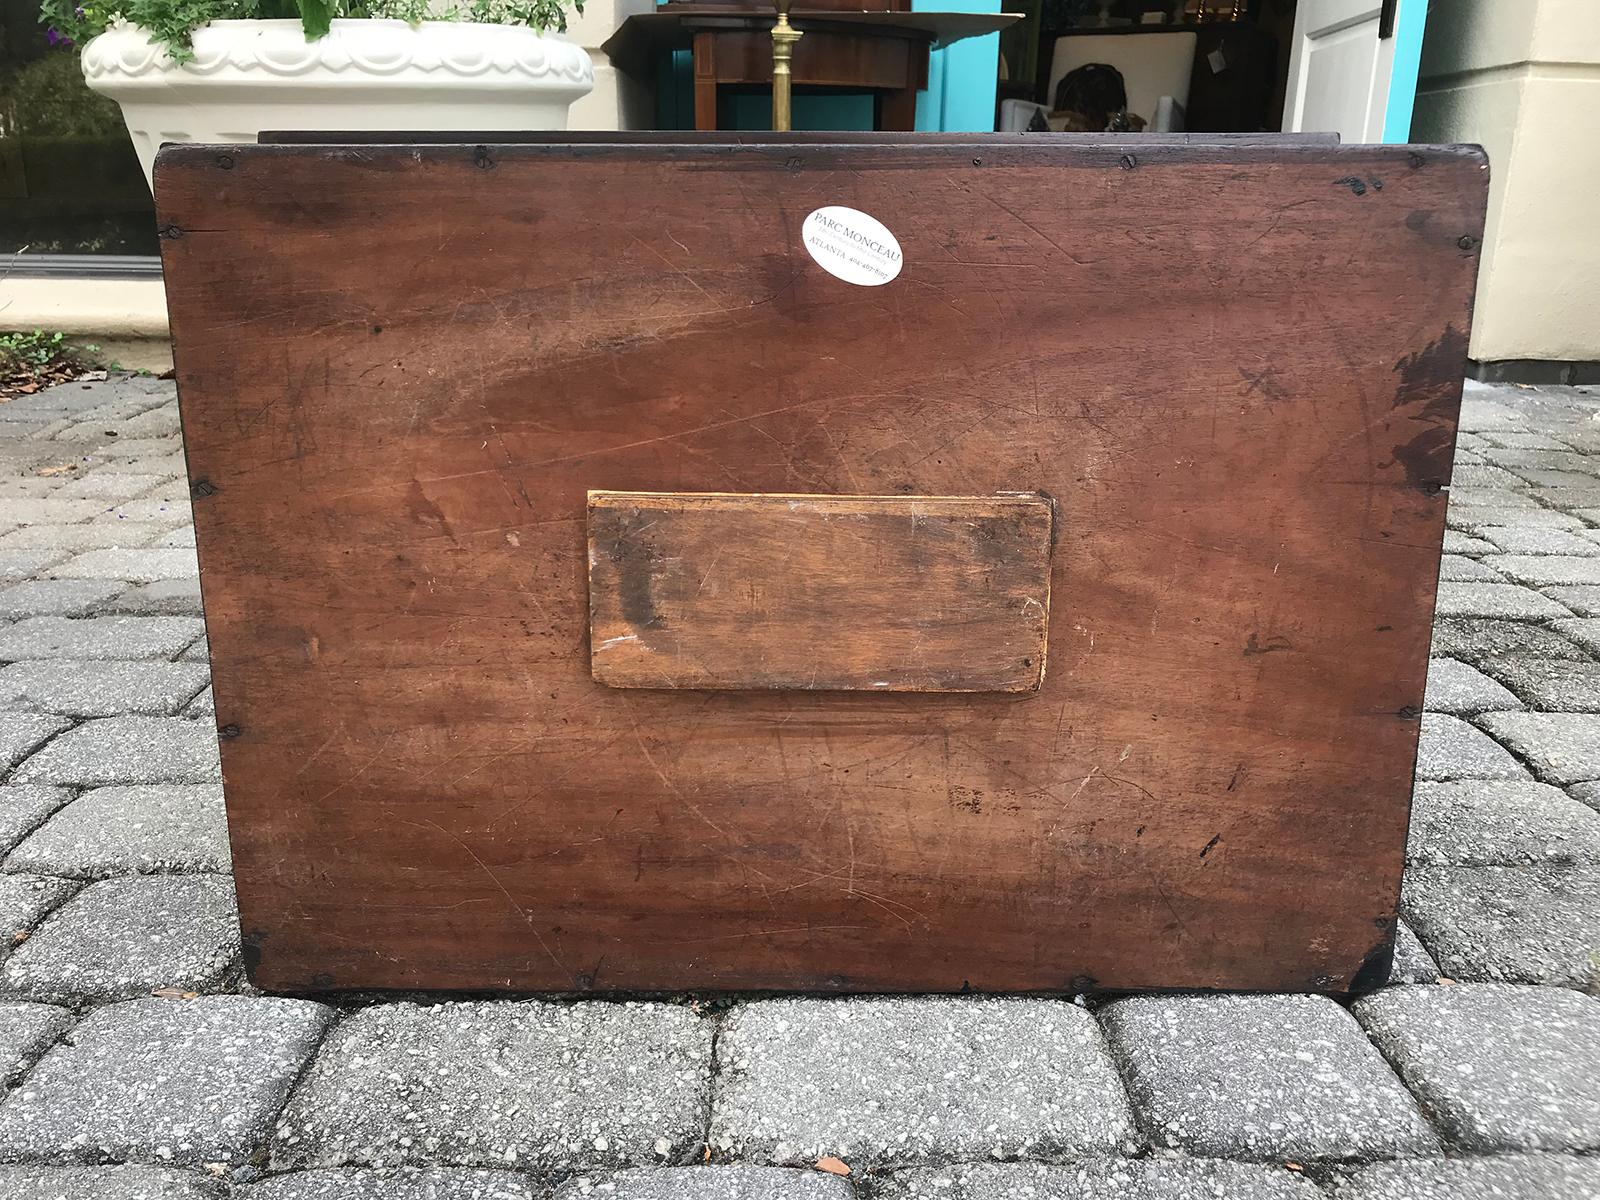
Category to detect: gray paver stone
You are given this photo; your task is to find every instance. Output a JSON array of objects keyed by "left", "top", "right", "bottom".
[
  {"left": 1441, "top": 531, "right": 1495, "bottom": 555},
  {"left": 0, "top": 712, "right": 71, "bottom": 772},
  {"left": 1478, "top": 527, "right": 1600, "bottom": 555},
  {"left": 182, "top": 636, "right": 210, "bottom": 665},
  {"left": 1355, "top": 983, "right": 1600, "bottom": 1152},
  {"left": 1480, "top": 657, "right": 1600, "bottom": 712},
  {"left": 1, "top": 874, "right": 240, "bottom": 1003},
  {"left": 1436, "top": 555, "right": 1504, "bottom": 583},
  {"left": 0, "top": 1164, "right": 223, "bottom": 1198},
  {"left": 185, "top": 687, "right": 215, "bottom": 718},
  {"left": 0, "top": 785, "right": 71, "bottom": 854},
  {"left": 1423, "top": 659, "right": 1522, "bottom": 716},
  {"left": 1402, "top": 864, "right": 1600, "bottom": 988},
  {"left": 0, "top": 551, "right": 69, "bottom": 580},
  {"left": 1540, "top": 483, "right": 1600, "bottom": 514},
  {"left": 1516, "top": 469, "right": 1600, "bottom": 489},
  {"left": 554, "top": 1167, "right": 849, "bottom": 1200},
  {"left": 1455, "top": 389, "right": 1526, "bottom": 430},
  {"left": 52, "top": 548, "right": 199, "bottom": 584},
  {"left": 1433, "top": 583, "right": 1571, "bottom": 619},
  {"left": 158, "top": 526, "right": 197, "bottom": 549},
  {"left": 1482, "top": 448, "right": 1600, "bottom": 472},
  {"left": 45, "top": 376, "right": 173, "bottom": 410},
  {"left": 1335, "top": 1154, "right": 1600, "bottom": 1200},
  {"left": 50, "top": 473, "right": 169, "bottom": 503},
  {"left": 1449, "top": 505, "right": 1583, "bottom": 531},
  {"left": 1387, "top": 922, "right": 1439, "bottom": 985},
  {"left": 1431, "top": 618, "right": 1588, "bottom": 662},
  {"left": 0, "top": 660, "right": 211, "bottom": 718},
  {"left": 1446, "top": 487, "right": 1535, "bottom": 509},
  {"left": 1414, "top": 714, "right": 1527, "bottom": 781},
  {"left": 1569, "top": 781, "right": 1600, "bottom": 812},
  {"left": 1476, "top": 713, "right": 1600, "bottom": 784},
  {"left": 1546, "top": 585, "right": 1600, "bottom": 617},
  {"left": 1406, "top": 781, "right": 1600, "bottom": 865},
  {"left": 0, "top": 580, "right": 125, "bottom": 620},
  {"left": 247, "top": 1167, "right": 540, "bottom": 1200},
  {"left": 1554, "top": 617, "right": 1600, "bottom": 654},
  {"left": 84, "top": 436, "right": 184, "bottom": 461},
  {"left": 1493, "top": 555, "right": 1600, "bottom": 586},
  {"left": 116, "top": 409, "right": 182, "bottom": 439},
  {"left": 0, "top": 478, "right": 76, "bottom": 501},
  {"left": 0, "top": 616, "right": 204, "bottom": 662},
  {"left": 10, "top": 716, "right": 221, "bottom": 786},
  {"left": 871, "top": 1160, "right": 1321, "bottom": 1200},
  {"left": 98, "top": 455, "right": 186, "bottom": 478},
  {"left": 0, "top": 994, "right": 333, "bottom": 1167},
  {"left": 0, "top": 522, "right": 171, "bottom": 552},
  {"left": 0, "top": 999, "right": 71, "bottom": 1084},
  {"left": 0, "top": 873, "right": 76, "bottom": 949},
  {"left": 109, "top": 578, "right": 205, "bottom": 617},
  {"left": 0, "top": 498, "right": 111, "bottom": 525},
  {"left": 92, "top": 500, "right": 194, "bottom": 530},
  {"left": 0, "top": 446, "right": 76, "bottom": 475},
  {"left": 711, "top": 997, "right": 1136, "bottom": 1167},
  {"left": 6, "top": 784, "right": 230, "bottom": 877},
  {"left": 1449, "top": 465, "right": 1527, "bottom": 491},
  {"left": 1097, "top": 993, "right": 1436, "bottom": 1162},
  {"left": 274, "top": 1000, "right": 712, "bottom": 1172}
]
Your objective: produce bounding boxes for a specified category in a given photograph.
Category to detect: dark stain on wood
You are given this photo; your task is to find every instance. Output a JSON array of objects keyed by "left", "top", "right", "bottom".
[{"left": 1391, "top": 325, "right": 1471, "bottom": 490}]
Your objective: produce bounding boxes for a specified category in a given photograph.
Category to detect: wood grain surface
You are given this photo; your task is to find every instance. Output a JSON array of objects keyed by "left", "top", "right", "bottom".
[
  {"left": 154, "top": 137, "right": 1487, "bottom": 995},
  {"left": 587, "top": 491, "right": 1053, "bottom": 692}
]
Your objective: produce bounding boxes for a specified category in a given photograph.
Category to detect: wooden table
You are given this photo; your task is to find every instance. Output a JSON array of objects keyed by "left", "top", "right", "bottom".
[
  {"left": 603, "top": 8, "right": 1019, "bottom": 130},
  {"left": 155, "top": 135, "right": 1486, "bottom": 997}
]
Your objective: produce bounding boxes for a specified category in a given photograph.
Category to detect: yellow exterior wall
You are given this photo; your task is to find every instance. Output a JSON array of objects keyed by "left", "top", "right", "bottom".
[{"left": 1413, "top": 0, "right": 1600, "bottom": 362}]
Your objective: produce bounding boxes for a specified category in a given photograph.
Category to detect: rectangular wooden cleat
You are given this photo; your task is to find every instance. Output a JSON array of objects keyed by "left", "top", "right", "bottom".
[{"left": 586, "top": 490, "right": 1054, "bottom": 693}]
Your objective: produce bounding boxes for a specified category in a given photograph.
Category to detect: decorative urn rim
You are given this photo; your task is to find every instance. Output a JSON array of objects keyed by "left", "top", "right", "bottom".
[{"left": 80, "top": 18, "right": 594, "bottom": 86}]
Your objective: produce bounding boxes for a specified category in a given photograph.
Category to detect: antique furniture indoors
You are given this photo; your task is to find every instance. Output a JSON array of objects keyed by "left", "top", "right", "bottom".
[
  {"left": 603, "top": 4, "right": 1018, "bottom": 130},
  {"left": 155, "top": 133, "right": 1487, "bottom": 997}
]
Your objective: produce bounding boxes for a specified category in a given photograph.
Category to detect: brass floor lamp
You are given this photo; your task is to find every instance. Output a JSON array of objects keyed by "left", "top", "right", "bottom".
[{"left": 771, "top": 0, "right": 803, "bottom": 130}]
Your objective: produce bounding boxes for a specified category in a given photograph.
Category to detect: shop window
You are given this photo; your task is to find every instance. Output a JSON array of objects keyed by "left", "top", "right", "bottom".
[{"left": 1, "top": 0, "right": 157, "bottom": 257}]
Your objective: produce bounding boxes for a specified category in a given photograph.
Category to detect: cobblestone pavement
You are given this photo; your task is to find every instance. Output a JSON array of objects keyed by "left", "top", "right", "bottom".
[{"left": 1, "top": 375, "right": 1599, "bottom": 1199}]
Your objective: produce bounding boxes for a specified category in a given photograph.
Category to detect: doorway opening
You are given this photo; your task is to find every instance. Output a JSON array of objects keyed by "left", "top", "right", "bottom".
[{"left": 995, "top": 0, "right": 1421, "bottom": 143}]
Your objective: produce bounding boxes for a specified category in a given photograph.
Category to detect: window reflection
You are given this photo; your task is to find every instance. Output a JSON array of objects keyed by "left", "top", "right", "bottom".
[{"left": 1, "top": 0, "right": 157, "bottom": 256}]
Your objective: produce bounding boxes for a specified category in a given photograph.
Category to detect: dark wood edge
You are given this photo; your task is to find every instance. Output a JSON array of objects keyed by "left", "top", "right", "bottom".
[
  {"left": 678, "top": 13, "right": 939, "bottom": 42},
  {"left": 254, "top": 130, "right": 1341, "bottom": 146},
  {"left": 158, "top": 140, "right": 1488, "bottom": 197}
]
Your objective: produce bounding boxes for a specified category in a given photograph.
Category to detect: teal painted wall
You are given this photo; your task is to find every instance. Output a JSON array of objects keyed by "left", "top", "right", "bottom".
[
  {"left": 726, "top": 92, "right": 876, "bottom": 131},
  {"left": 656, "top": 50, "right": 876, "bottom": 130},
  {"left": 914, "top": 0, "right": 1002, "bottom": 133},
  {"left": 1382, "top": 0, "right": 1427, "bottom": 142}
]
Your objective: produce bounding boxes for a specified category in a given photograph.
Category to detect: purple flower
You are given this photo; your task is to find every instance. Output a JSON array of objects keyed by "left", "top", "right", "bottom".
[{"left": 45, "top": 26, "right": 74, "bottom": 46}]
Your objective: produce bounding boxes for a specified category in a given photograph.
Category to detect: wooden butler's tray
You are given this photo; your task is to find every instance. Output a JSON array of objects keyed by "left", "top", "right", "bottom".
[{"left": 154, "top": 134, "right": 1487, "bottom": 996}]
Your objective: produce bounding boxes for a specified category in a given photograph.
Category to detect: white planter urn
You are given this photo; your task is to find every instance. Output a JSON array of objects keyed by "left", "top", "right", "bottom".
[{"left": 81, "top": 18, "right": 595, "bottom": 189}]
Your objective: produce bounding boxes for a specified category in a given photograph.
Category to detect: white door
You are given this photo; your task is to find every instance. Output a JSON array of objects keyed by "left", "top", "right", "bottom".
[{"left": 1282, "top": 0, "right": 1409, "bottom": 142}]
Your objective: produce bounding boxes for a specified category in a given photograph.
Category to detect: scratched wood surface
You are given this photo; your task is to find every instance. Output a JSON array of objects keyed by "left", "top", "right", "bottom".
[
  {"left": 587, "top": 491, "right": 1053, "bottom": 692},
  {"left": 154, "top": 138, "right": 1486, "bottom": 995}
]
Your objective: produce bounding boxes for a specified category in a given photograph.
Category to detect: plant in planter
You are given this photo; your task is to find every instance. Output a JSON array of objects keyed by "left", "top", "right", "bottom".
[{"left": 40, "top": 0, "right": 595, "bottom": 189}]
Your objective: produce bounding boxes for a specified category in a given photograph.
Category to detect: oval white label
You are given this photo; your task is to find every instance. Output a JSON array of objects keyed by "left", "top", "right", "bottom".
[{"left": 801, "top": 206, "right": 903, "bottom": 287}]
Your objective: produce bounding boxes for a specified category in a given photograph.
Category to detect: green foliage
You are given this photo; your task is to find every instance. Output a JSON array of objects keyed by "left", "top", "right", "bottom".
[
  {"left": 0, "top": 50, "right": 127, "bottom": 138},
  {"left": 0, "top": 330, "right": 100, "bottom": 367},
  {"left": 38, "top": 0, "right": 582, "bottom": 63},
  {"left": 0, "top": 331, "right": 102, "bottom": 394}
]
